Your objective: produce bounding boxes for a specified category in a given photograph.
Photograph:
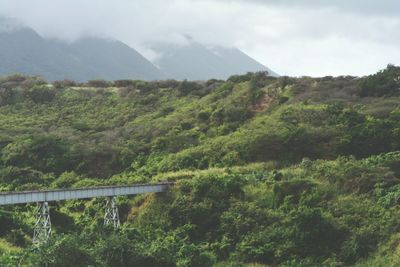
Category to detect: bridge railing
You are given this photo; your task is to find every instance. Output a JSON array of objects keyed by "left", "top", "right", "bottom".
[{"left": 0, "top": 182, "right": 174, "bottom": 205}]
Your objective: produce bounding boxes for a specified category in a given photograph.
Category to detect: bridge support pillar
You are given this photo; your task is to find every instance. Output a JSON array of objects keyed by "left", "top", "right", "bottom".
[
  {"left": 104, "top": 197, "right": 120, "bottom": 229},
  {"left": 33, "top": 202, "right": 52, "bottom": 245}
]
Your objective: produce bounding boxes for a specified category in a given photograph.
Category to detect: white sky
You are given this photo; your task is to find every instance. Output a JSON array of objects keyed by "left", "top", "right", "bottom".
[{"left": 0, "top": 0, "right": 399, "bottom": 77}]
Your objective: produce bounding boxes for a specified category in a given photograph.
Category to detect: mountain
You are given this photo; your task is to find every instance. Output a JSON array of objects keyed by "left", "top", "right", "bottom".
[
  {"left": 0, "top": 19, "right": 164, "bottom": 81},
  {"left": 210, "top": 46, "right": 279, "bottom": 77},
  {"left": 151, "top": 39, "right": 278, "bottom": 80},
  {"left": 60, "top": 37, "right": 165, "bottom": 81},
  {"left": 0, "top": 18, "right": 277, "bottom": 81}
]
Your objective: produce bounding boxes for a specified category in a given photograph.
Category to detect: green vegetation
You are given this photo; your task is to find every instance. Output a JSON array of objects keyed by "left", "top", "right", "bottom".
[{"left": 0, "top": 66, "right": 400, "bottom": 266}]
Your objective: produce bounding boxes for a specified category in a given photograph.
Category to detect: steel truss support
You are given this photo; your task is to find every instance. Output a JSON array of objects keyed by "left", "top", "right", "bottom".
[
  {"left": 33, "top": 202, "right": 52, "bottom": 245},
  {"left": 104, "top": 196, "right": 120, "bottom": 229}
]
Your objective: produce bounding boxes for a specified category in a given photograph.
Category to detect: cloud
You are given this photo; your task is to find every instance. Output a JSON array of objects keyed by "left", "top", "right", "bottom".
[
  {"left": 0, "top": 0, "right": 399, "bottom": 76},
  {"left": 219, "top": 0, "right": 400, "bottom": 17},
  {"left": 0, "top": 16, "right": 25, "bottom": 32}
]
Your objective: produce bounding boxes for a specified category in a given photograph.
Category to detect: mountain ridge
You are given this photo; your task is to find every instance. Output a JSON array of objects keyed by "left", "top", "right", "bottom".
[
  {"left": 0, "top": 19, "right": 165, "bottom": 81},
  {"left": 0, "top": 18, "right": 277, "bottom": 81}
]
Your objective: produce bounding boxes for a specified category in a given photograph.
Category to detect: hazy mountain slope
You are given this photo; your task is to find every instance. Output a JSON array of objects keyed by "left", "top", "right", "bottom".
[
  {"left": 0, "top": 27, "right": 71, "bottom": 79},
  {"left": 0, "top": 20, "right": 164, "bottom": 81},
  {"left": 65, "top": 38, "right": 165, "bottom": 81},
  {"left": 152, "top": 39, "right": 277, "bottom": 80},
  {"left": 211, "top": 46, "right": 279, "bottom": 77}
]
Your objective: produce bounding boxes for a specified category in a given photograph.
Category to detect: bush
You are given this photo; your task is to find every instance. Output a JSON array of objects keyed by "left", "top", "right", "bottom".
[
  {"left": 0, "top": 166, "right": 50, "bottom": 189},
  {"left": 36, "top": 235, "right": 97, "bottom": 267},
  {"left": 24, "top": 85, "right": 56, "bottom": 103},
  {"left": 0, "top": 75, "right": 46, "bottom": 92},
  {"left": 86, "top": 79, "right": 112, "bottom": 88},
  {"left": 113, "top": 79, "right": 136, "bottom": 87},
  {"left": 1, "top": 136, "right": 76, "bottom": 175},
  {"left": 0, "top": 87, "right": 15, "bottom": 106},
  {"left": 273, "top": 180, "right": 316, "bottom": 206},
  {"left": 197, "top": 111, "right": 211, "bottom": 122},
  {"left": 53, "top": 79, "right": 77, "bottom": 89},
  {"left": 228, "top": 73, "right": 253, "bottom": 83},
  {"left": 358, "top": 64, "right": 400, "bottom": 97},
  {"left": 177, "top": 80, "right": 202, "bottom": 96}
]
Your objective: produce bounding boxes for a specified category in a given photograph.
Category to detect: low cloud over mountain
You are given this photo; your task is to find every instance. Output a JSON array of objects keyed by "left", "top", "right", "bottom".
[{"left": 0, "top": 18, "right": 275, "bottom": 81}]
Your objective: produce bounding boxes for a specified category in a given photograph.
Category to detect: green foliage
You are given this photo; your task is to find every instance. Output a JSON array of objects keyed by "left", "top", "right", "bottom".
[
  {"left": 358, "top": 64, "right": 400, "bottom": 97},
  {"left": 0, "top": 210, "right": 21, "bottom": 236},
  {"left": 0, "top": 87, "right": 16, "bottom": 106},
  {"left": 177, "top": 80, "right": 202, "bottom": 96},
  {"left": 36, "top": 235, "right": 98, "bottom": 267},
  {"left": 0, "top": 166, "right": 51, "bottom": 190},
  {"left": 1, "top": 136, "right": 76, "bottom": 175},
  {"left": 272, "top": 179, "right": 316, "bottom": 206},
  {"left": 52, "top": 79, "right": 77, "bottom": 89},
  {"left": 51, "top": 171, "right": 82, "bottom": 188},
  {"left": 24, "top": 85, "right": 56, "bottom": 103},
  {"left": 0, "top": 69, "right": 399, "bottom": 266},
  {"left": 86, "top": 79, "right": 112, "bottom": 88}
]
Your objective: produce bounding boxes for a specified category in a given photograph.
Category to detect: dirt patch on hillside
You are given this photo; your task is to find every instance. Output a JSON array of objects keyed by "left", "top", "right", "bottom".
[{"left": 252, "top": 93, "right": 274, "bottom": 113}]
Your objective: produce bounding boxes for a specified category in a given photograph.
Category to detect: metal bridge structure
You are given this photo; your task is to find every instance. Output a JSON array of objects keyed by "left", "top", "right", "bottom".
[{"left": 0, "top": 182, "right": 173, "bottom": 245}]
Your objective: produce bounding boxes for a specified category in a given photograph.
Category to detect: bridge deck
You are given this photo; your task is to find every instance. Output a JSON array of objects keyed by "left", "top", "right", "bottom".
[{"left": 0, "top": 182, "right": 173, "bottom": 205}]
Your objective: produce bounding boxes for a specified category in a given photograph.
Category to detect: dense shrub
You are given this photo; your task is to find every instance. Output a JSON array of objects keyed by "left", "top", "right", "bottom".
[
  {"left": 113, "top": 79, "right": 137, "bottom": 87},
  {"left": 177, "top": 80, "right": 203, "bottom": 96},
  {"left": 1, "top": 136, "right": 76, "bottom": 175},
  {"left": 358, "top": 64, "right": 400, "bottom": 97},
  {"left": 53, "top": 79, "right": 77, "bottom": 89},
  {"left": 24, "top": 85, "right": 56, "bottom": 103},
  {"left": 0, "top": 87, "right": 15, "bottom": 106},
  {"left": 0, "top": 166, "right": 51, "bottom": 189},
  {"left": 86, "top": 79, "right": 112, "bottom": 88}
]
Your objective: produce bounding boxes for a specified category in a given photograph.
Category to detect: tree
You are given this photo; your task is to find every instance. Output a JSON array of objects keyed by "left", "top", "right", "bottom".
[
  {"left": 177, "top": 80, "right": 202, "bottom": 96},
  {"left": 1, "top": 136, "right": 76, "bottom": 175},
  {"left": 36, "top": 235, "right": 97, "bottom": 267},
  {"left": 358, "top": 64, "right": 400, "bottom": 97},
  {"left": 24, "top": 85, "right": 56, "bottom": 103}
]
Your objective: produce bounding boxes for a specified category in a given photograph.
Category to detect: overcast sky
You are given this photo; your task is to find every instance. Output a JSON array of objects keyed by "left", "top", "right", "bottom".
[{"left": 0, "top": 0, "right": 399, "bottom": 77}]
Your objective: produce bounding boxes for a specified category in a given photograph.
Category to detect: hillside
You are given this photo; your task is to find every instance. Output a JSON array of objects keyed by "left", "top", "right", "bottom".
[{"left": 0, "top": 66, "right": 399, "bottom": 266}]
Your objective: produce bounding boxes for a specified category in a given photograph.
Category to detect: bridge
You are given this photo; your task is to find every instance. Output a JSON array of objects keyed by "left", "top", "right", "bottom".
[{"left": 0, "top": 182, "right": 173, "bottom": 245}]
